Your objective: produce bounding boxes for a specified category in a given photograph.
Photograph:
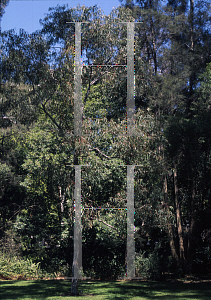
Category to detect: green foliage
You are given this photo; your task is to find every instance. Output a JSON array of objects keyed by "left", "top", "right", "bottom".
[
  {"left": 82, "top": 210, "right": 126, "bottom": 279},
  {"left": 193, "top": 246, "right": 211, "bottom": 275},
  {"left": 0, "top": 161, "right": 13, "bottom": 189},
  {"left": 0, "top": 252, "right": 40, "bottom": 279},
  {"left": 1, "top": 1, "right": 211, "bottom": 281},
  {"left": 135, "top": 251, "right": 151, "bottom": 279},
  {"left": 194, "top": 62, "right": 211, "bottom": 113},
  {"left": 0, "top": 0, "right": 9, "bottom": 18},
  {"left": 0, "top": 223, "right": 44, "bottom": 279},
  {"left": 136, "top": 242, "right": 173, "bottom": 280}
]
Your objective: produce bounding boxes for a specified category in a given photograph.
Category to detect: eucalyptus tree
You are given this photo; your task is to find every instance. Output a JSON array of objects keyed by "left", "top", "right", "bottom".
[
  {"left": 161, "top": 63, "right": 211, "bottom": 273},
  {"left": 166, "top": 0, "right": 211, "bottom": 115}
]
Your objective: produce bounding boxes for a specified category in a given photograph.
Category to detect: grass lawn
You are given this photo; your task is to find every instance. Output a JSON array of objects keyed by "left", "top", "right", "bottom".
[{"left": 0, "top": 278, "right": 211, "bottom": 300}]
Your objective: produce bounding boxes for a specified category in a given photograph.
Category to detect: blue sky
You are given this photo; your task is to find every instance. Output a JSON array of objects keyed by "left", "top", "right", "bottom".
[{"left": 1, "top": 0, "right": 122, "bottom": 34}]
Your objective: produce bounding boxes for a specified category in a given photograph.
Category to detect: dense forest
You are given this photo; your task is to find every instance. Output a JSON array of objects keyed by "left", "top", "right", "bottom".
[{"left": 1, "top": 0, "right": 211, "bottom": 288}]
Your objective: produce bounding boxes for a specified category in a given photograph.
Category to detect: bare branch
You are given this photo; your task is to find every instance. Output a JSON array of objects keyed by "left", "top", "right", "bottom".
[
  {"left": 2, "top": 116, "right": 17, "bottom": 124},
  {"left": 89, "top": 147, "right": 116, "bottom": 159},
  {"left": 98, "top": 219, "right": 118, "bottom": 231},
  {"left": 98, "top": 219, "right": 125, "bottom": 239},
  {"left": 40, "top": 101, "right": 64, "bottom": 135},
  {"left": 0, "top": 206, "right": 22, "bottom": 230}
]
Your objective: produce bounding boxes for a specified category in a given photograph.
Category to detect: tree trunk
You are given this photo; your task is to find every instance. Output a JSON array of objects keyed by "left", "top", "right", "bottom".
[
  {"left": 190, "top": 0, "right": 194, "bottom": 52},
  {"left": 187, "top": 181, "right": 196, "bottom": 271},
  {"left": 59, "top": 186, "right": 65, "bottom": 221},
  {"left": 163, "top": 172, "right": 179, "bottom": 263},
  {"left": 167, "top": 223, "right": 179, "bottom": 263},
  {"left": 187, "top": 0, "right": 195, "bottom": 114},
  {"left": 161, "top": 143, "right": 179, "bottom": 265},
  {"left": 173, "top": 166, "right": 186, "bottom": 265}
]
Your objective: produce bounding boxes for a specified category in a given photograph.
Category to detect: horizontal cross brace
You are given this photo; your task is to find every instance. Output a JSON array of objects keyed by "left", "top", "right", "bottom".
[
  {"left": 82, "top": 65, "right": 126, "bottom": 67},
  {"left": 66, "top": 165, "right": 143, "bottom": 167},
  {"left": 66, "top": 22, "right": 143, "bottom": 24},
  {"left": 83, "top": 207, "right": 128, "bottom": 210}
]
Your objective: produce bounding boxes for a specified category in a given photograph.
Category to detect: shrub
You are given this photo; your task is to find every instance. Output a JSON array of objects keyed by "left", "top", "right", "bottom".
[
  {"left": 135, "top": 251, "right": 151, "bottom": 279},
  {"left": 135, "top": 242, "right": 173, "bottom": 280},
  {"left": 0, "top": 251, "right": 41, "bottom": 279},
  {"left": 192, "top": 246, "right": 211, "bottom": 275}
]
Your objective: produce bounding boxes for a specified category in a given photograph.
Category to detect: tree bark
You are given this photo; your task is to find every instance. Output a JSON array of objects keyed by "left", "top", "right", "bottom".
[
  {"left": 160, "top": 142, "right": 179, "bottom": 265},
  {"left": 59, "top": 186, "right": 65, "bottom": 229},
  {"left": 173, "top": 165, "right": 185, "bottom": 265},
  {"left": 187, "top": 0, "right": 195, "bottom": 114},
  {"left": 167, "top": 222, "right": 179, "bottom": 263},
  {"left": 190, "top": 0, "right": 194, "bottom": 52},
  {"left": 187, "top": 181, "right": 196, "bottom": 270},
  {"left": 163, "top": 172, "right": 179, "bottom": 263},
  {"left": 59, "top": 186, "right": 65, "bottom": 214}
]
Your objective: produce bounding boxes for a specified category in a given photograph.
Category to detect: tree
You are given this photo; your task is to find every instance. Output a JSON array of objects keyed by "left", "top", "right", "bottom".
[{"left": 0, "top": 0, "right": 9, "bottom": 19}]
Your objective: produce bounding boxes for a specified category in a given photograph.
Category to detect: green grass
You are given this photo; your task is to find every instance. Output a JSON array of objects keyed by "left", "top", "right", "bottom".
[{"left": 0, "top": 279, "right": 211, "bottom": 299}]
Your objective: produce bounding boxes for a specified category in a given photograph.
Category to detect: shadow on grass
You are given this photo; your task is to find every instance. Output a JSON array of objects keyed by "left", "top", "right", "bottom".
[
  {"left": 96, "top": 280, "right": 211, "bottom": 300},
  {"left": 0, "top": 279, "right": 211, "bottom": 299},
  {"left": 0, "top": 280, "right": 72, "bottom": 299}
]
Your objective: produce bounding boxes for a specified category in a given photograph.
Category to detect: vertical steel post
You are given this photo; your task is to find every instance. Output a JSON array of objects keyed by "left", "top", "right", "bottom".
[
  {"left": 73, "top": 165, "right": 82, "bottom": 279},
  {"left": 126, "top": 165, "right": 135, "bottom": 278},
  {"left": 127, "top": 22, "right": 135, "bottom": 136},
  {"left": 68, "top": 21, "right": 142, "bottom": 282},
  {"left": 74, "top": 22, "right": 82, "bottom": 136}
]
